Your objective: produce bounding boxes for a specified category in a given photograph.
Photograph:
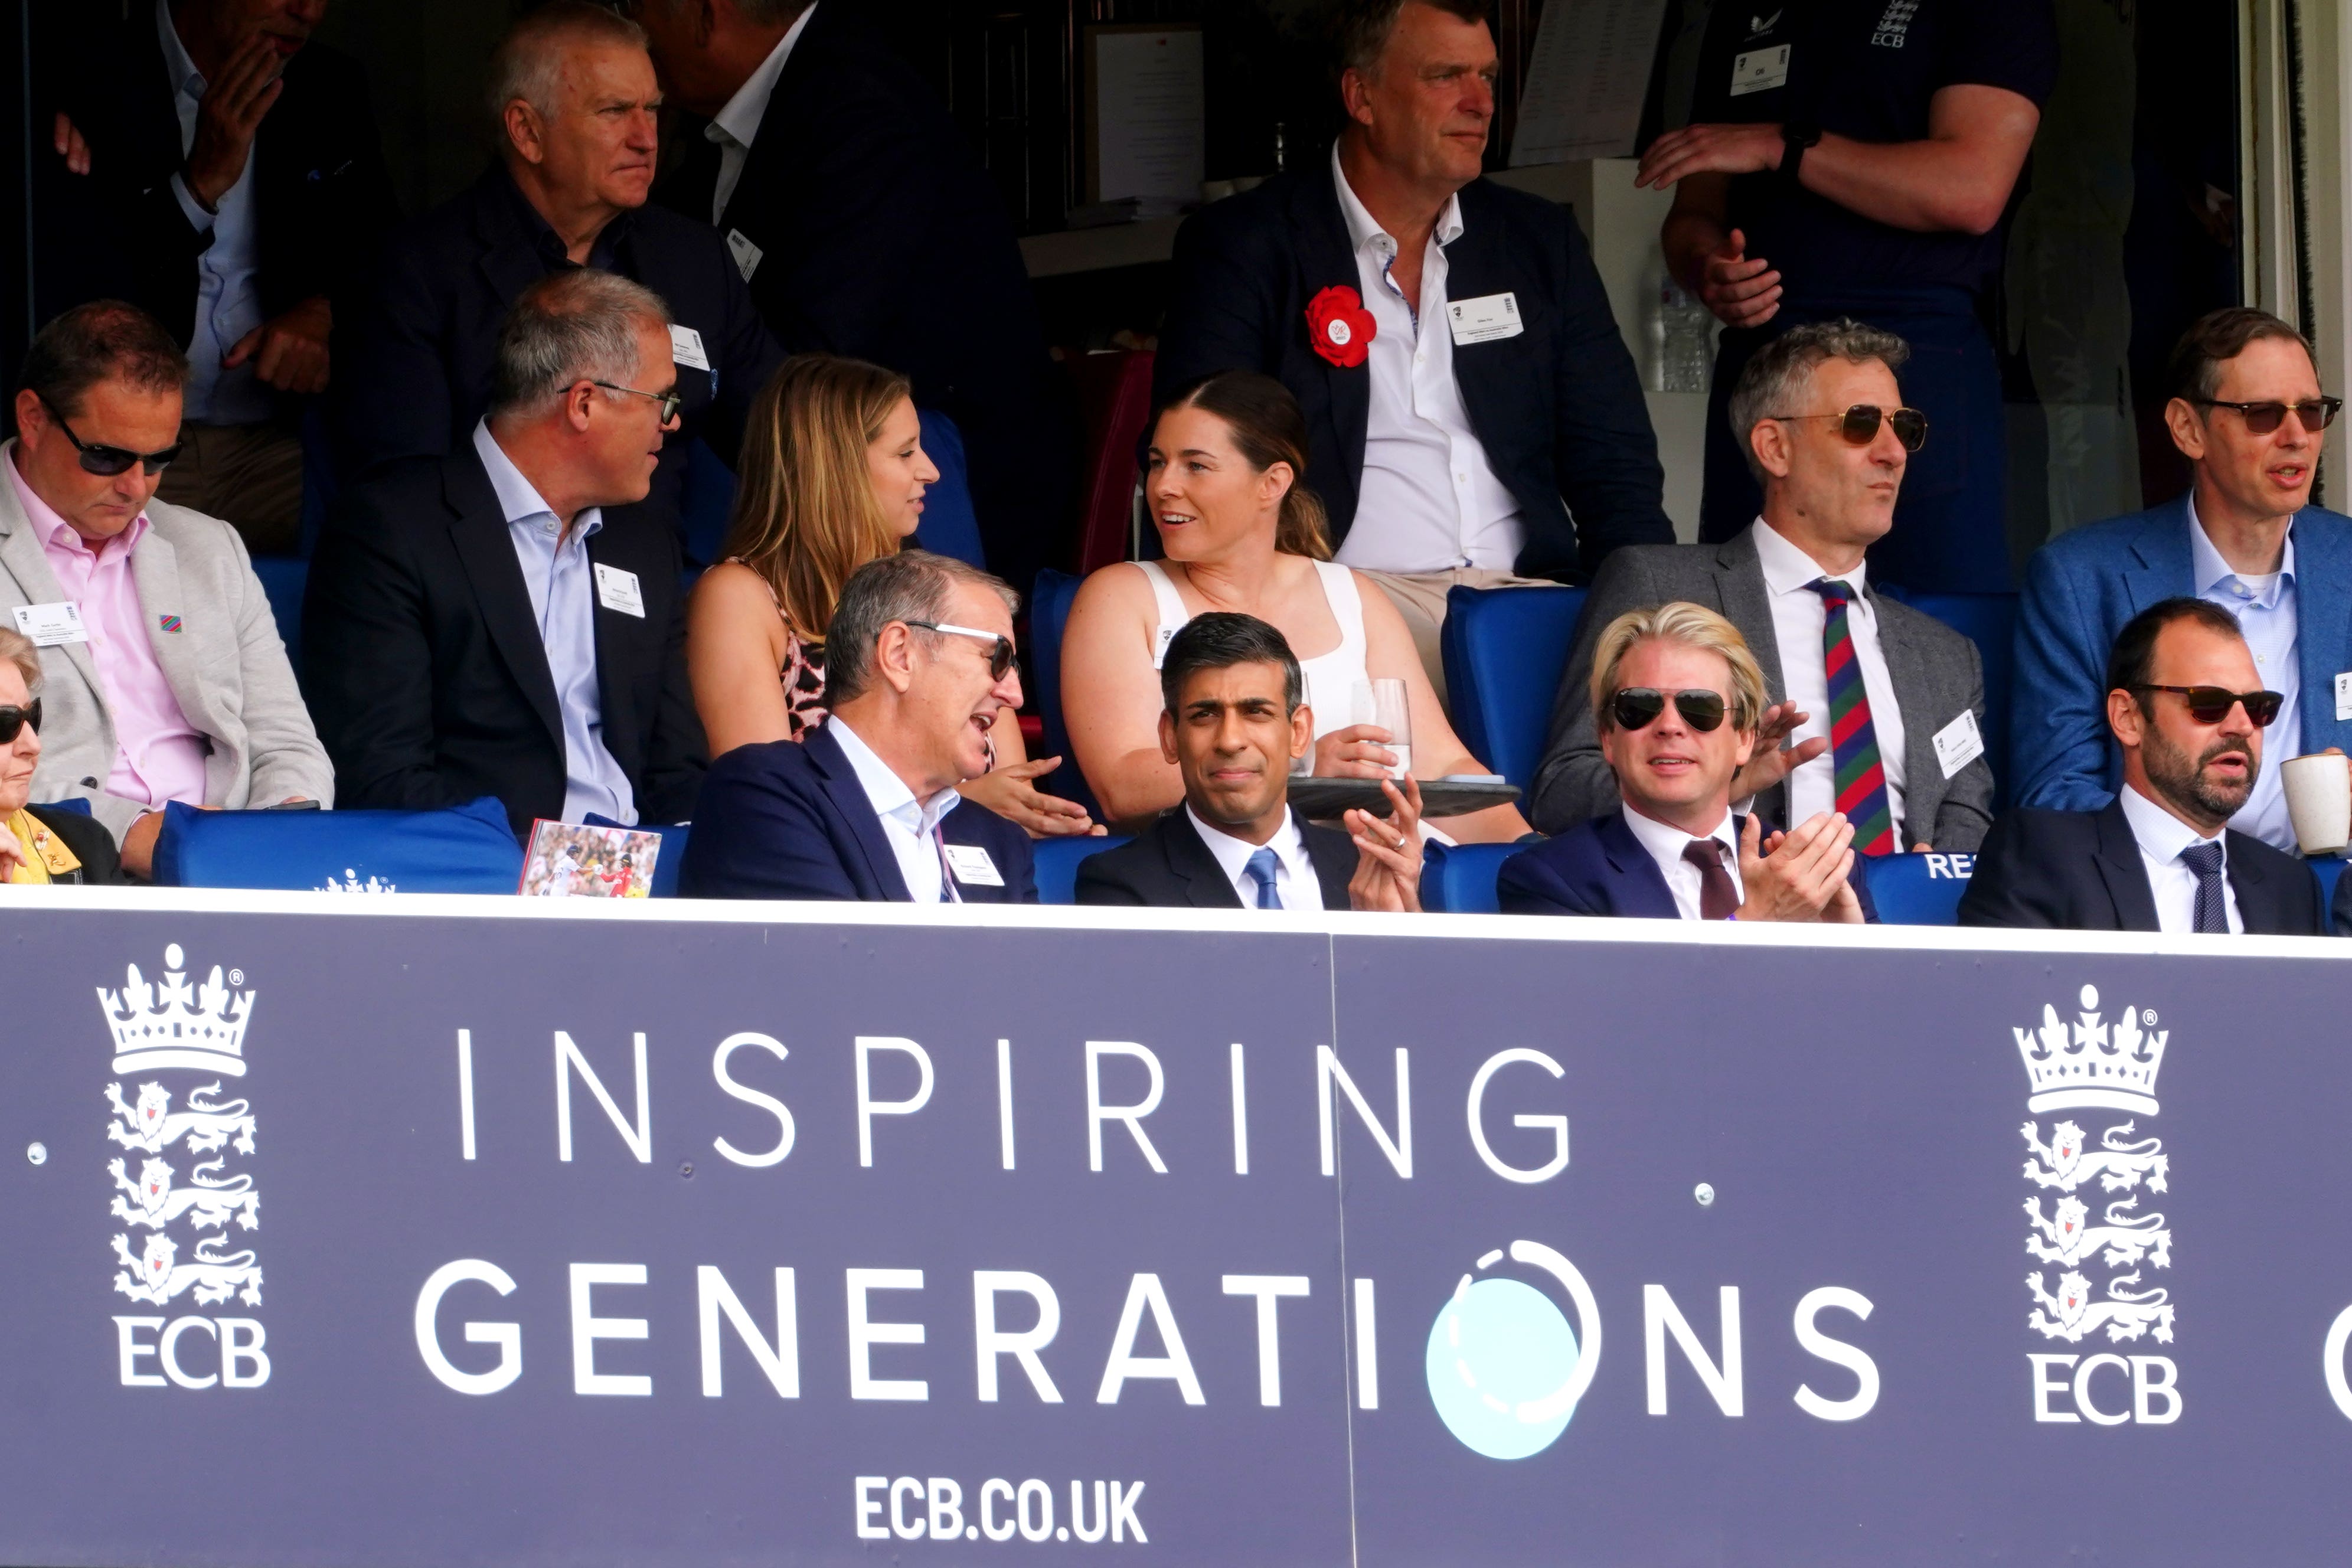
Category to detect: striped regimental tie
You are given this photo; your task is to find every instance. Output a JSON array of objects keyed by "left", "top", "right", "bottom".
[{"left": 1807, "top": 579, "right": 1896, "bottom": 855}]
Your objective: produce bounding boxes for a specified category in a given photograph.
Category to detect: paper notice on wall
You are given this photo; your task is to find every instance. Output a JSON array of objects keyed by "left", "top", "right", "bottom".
[
  {"left": 1511, "top": 0, "right": 1672, "bottom": 166},
  {"left": 1089, "top": 27, "right": 1205, "bottom": 214}
]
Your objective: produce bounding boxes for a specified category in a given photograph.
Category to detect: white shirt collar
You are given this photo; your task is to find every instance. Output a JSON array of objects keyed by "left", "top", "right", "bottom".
[
  {"left": 707, "top": 4, "right": 817, "bottom": 152},
  {"left": 2186, "top": 493, "right": 2295, "bottom": 606},
  {"left": 473, "top": 420, "right": 600, "bottom": 542},
  {"left": 1752, "top": 517, "right": 1868, "bottom": 598},
  {"left": 2118, "top": 781, "right": 2225, "bottom": 867},
  {"left": 830, "top": 715, "right": 961, "bottom": 835},
  {"left": 1187, "top": 803, "right": 1314, "bottom": 894},
  {"left": 1619, "top": 800, "right": 1738, "bottom": 871},
  {"left": 1331, "top": 141, "right": 1463, "bottom": 262},
  {"left": 156, "top": 0, "right": 205, "bottom": 100}
]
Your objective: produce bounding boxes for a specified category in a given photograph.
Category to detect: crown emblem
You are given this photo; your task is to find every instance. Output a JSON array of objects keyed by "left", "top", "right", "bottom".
[
  {"left": 2014, "top": 984, "right": 2166, "bottom": 1115},
  {"left": 96, "top": 945, "right": 254, "bottom": 1077}
]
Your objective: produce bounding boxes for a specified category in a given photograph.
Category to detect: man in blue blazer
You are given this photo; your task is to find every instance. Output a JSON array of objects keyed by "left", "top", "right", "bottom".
[
  {"left": 681, "top": 551, "right": 1035, "bottom": 903},
  {"left": 2015, "top": 308, "right": 2352, "bottom": 853},
  {"left": 1501, "top": 601, "right": 1874, "bottom": 922}
]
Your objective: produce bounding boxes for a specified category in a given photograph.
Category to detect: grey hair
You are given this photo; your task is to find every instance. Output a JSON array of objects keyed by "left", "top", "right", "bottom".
[
  {"left": 0, "top": 626, "right": 40, "bottom": 695},
  {"left": 1726, "top": 318, "right": 1912, "bottom": 483},
  {"left": 486, "top": 1, "right": 648, "bottom": 131},
  {"left": 488, "top": 270, "right": 673, "bottom": 418},
  {"left": 632, "top": 0, "right": 812, "bottom": 25},
  {"left": 824, "top": 551, "right": 1020, "bottom": 708},
  {"left": 1331, "top": 0, "right": 1492, "bottom": 77}
]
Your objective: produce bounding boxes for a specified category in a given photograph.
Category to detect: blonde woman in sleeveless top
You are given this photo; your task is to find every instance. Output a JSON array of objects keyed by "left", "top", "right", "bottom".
[
  {"left": 1062, "top": 371, "right": 1528, "bottom": 842},
  {"left": 687, "top": 354, "right": 1095, "bottom": 837}
]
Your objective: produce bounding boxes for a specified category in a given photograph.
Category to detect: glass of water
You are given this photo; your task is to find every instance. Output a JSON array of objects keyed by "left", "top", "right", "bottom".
[{"left": 1370, "top": 677, "right": 1412, "bottom": 779}]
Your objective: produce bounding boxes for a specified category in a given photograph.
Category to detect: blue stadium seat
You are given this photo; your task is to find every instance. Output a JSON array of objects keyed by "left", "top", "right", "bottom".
[
  {"left": 1905, "top": 592, "right": 2017, "bottom": 812},
  {"left": 1864, "top": 850, "right": 1975, "bottom": 925},
  {"left": 1440, "top": 585, "right": 1587, "bottom": 795},
  {"left": 1033, "top": 834, "right": 1131, "bottom": 904},
  {"left": 677, "top": 435, "right": 737, "bottom": 567},
  {"left": 1420, "top": 840, "right": 1520, "bottom": 914},
  {"left": 584, "top": 814, "right": 690, "bottom": 898},
  {"left": 912, "top": 410, "right": 986, "bottom": 569},
  {"left": 152, "top": 796, "right": 524, "bottom": 893},
  {"left": 40, "top": 796, "right": 91, "bottom": 815},
  {"left": 249, "top": 556, "right": 308, "bottom": 678},
  {"left": 1027, "top": 567, "right": 1103, "bottom": 819}
]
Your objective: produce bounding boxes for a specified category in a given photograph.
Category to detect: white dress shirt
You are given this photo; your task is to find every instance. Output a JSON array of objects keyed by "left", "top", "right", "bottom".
[
  {"left": 158, "top": 0, "right": 269, "bottom": 426},
  {"left": 2187, "top": 496, "right": 2299, "bottom": 852},
  {"left": 1751, "top": 518, "right": 1910, "bottom": 841},
  {"left": 473, "top": 423, "right": 636, "bottom": 825},
  {"left": 830, "top": 717, "right": 963, "bottom": 903},
  {"left": 1619, "top": 805, "right": 1743, "bottom": 920},
  {"left": 1328, "top": 146, "right": 1524, "bottom": 575},
  {"left": 2117, "top": 782, "right": 2242, "bottom": 934},
  {"left": 704, "top": 4, "right": 818, "bottom": 226},
  {"left": 1187, "top": 806, "right": 1326, "bottom": 911}
]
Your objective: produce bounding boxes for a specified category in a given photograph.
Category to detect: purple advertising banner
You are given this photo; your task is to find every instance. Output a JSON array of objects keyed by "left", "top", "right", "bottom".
[{"left": 2, "top": 890, "right": 2350, "bottom": 1567}]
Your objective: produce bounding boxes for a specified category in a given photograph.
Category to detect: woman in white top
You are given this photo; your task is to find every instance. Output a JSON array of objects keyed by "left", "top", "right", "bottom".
[{"left": 1063, "top": 371, "right": 1528, "bottom": 841}]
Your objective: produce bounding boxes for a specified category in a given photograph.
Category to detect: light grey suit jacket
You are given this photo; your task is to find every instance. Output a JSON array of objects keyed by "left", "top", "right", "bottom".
[
  {"left": 1528, "top": 525, "right": 1995, "bottom": 850},
  {"left": 0, "top": 444, "right": 332, "bottom": 839}
]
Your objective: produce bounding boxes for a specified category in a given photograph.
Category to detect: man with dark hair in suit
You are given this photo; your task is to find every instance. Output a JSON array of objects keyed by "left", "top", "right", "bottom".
[
  {"left": 1154, "top": 0, "right": 1668, "bottom": 694},
  {"left": 682, "top": 550, "right": 1037, "bottom": 902},
  {"left": 628, "top": 0, "right": 1075, "bottom": 596},
  {"left": 1962, "top": 597, "right": 2325, "bottom": 934},
  {"left": 1532, "top": 319, "right": 1994, "bottom": 852},
  {"left": 333, "top": 1, "right": 778, "bottom": 558},
  {"left": 41, "top": 0, "right": 397, "bottom": 556},
  {"left": 304, "top": 271, "right": 707, "bottom": 838},
  {"left": 1077, "top": 612, "right": 1425, "bottom": 910}
]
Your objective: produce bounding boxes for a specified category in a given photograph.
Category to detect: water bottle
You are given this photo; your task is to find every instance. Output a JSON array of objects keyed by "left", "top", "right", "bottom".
[{"left": 1660, "top": 280, "right": 1714, "bottom": 394}]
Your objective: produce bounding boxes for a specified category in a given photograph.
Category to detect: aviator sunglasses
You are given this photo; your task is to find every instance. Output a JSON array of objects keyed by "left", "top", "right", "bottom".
[
  {"left": 2191, "top": 397, "right": 2344, "bottom": 435},
  {"left": 1609, "top": 687, "right": 1728, "bottom": 733},
  {"left": 0, "top": 699, "right": 41, "bottom": 745},
  {"left": 906, "top": 620, "right": 1016, "bottom": 681},
  {"left": 35, "top": 392, "right": 182, "bottom": 476},
  {"left": 1769, "top": 403, "right": 1929, "bottom": 453},
  {"left": 2134, "top": 684, "right": 2284, "bottom": 727}
]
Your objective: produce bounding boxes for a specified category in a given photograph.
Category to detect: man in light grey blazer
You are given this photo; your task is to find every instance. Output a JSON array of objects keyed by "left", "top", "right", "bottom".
[
  {"left": 0, "top": 301, "right": 328, "bottom": 877},
  {"left": 1531, "top": 320, "right": 1995, "bottom": 851}
]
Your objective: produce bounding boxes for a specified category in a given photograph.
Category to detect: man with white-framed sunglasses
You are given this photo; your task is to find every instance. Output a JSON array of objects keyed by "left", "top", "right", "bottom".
[{"left": 683, "top": 549, "right": 1037, "bottom": 902}]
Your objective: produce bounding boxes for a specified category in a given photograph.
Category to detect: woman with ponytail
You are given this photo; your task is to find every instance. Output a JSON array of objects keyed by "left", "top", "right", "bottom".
[{"left": 1061, "top": 371, "right": 1527, "bottom": 840}]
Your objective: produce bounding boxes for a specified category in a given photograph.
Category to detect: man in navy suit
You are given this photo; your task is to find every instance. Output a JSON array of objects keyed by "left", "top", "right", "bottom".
[
  {"left": 1155, "top": 0, "right": 1667, "bottom": 690},
  {"left": 682, "top": 551, "right": 1036, "bottom": 902},
  {"left": 2014, "top": 308, "right": 2352, "bottom": 854},
  {"left": 1964, "top": 598, "right": 2325, "bottom": 934},
  {"left": 1501, "top": 601, "right": 1873, "bottom": 922}
]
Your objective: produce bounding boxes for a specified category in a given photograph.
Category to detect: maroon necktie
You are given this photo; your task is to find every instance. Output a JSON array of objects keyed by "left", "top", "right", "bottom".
[{"left": 1681, "top": 838, "right": 1739, "bottom": 920}]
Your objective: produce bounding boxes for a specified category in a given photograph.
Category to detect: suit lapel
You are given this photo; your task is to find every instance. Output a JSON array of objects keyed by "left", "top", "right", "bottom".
[
  {"left": 2223, "top": 832, "right": 2280, "bottom": 932},
  {"left": 584, "top": 528, "right": 638, "bottom": 763},
  {"left": 1597, "top": 811, "right": 1682, "bottom": 919},
  {"left": 124, "top": 525, "right": 220, "bottom": 743},
  {"left": 444, "top": 455, "right": 565, "bottom": 753},
  {"left": 1162, "top": 811, "right": 1246, "bottom": 909},
  {"left": 806, "top": 724, "right": 914, "bottom": 901},
  {"left": 2123, "top": 497, "right": 2194, "bottom": 618},
  {"left": 1870, "top": 593, "right": 1941, "bottom": 837},
  {"left": 2092, "top": 799, "right": 2162, "bottom": 932},
  {"left": 0, "top": 466, "right": 106, "bottom": 710},
  {"left": 1293, "top": 174, "right": 1370, "bottom": 498},
  {"left": 1301, "top": 821, "right": 1360, "bottom": 910},
  {"left": 1716, "top": 529, "right": 1789, "bottom": 825}
]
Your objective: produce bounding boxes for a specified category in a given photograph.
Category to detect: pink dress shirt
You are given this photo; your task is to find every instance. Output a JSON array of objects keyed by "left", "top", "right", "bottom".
[{"left": 8, "top": 458, "right": 208, "bottom": 808}]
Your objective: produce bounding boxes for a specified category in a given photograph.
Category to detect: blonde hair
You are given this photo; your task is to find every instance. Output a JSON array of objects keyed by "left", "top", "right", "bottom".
[
  {"left": 0, "top": 626, "right": 39, "bottom": 694},
  {"left": 1589, "top": 602, "right": 1768, "bottom": 732},
  {"left": 1158, "top": 371, "right": 1334, "bottom": 560},
  {"left": 721, "top": 354, "right": 916, "bottom": 645}
]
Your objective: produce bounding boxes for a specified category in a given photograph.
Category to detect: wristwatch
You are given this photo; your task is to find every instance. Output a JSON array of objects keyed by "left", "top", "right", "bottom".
[{"left": 1779, "top": 122, "right": 1821, "bottom": 188}]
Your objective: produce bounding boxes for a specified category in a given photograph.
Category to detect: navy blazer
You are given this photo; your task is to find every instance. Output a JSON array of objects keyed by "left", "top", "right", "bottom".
[
  {"left": 1958, "top": 798, "right": 2324, "bottom": 934},
  {"left": 1499, "top": 810, "right": 1879, "bottom": 920},
  {"left": 1076, "top": 807, "right": 1358, "bottom": 909},
  {"left": 2013, "top": 495, "right": 2352, "bottom": 812},
  {"left": 1155, "top": 166, "right": 1670, "bottom": 582},
  {"left": 681, "top": 723, "right": 1037, "bottom": 903}
]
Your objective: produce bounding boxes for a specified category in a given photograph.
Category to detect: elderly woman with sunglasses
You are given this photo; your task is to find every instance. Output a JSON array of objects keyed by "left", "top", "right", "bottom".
[{"left": 0, "top": 629, "right": 119, "bottom": 884}]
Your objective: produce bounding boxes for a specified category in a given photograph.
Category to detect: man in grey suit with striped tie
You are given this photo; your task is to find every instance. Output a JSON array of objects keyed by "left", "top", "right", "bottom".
[{"left": 1530, "top": 319, "right": 1995, "bottom": 851}]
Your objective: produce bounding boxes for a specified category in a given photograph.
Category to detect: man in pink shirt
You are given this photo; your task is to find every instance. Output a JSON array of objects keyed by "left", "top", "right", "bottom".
[{"left": 0, "top": 300, "right": 329, "bottom": 876}]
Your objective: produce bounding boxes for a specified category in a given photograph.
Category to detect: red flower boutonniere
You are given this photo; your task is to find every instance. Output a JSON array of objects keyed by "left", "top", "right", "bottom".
[{"left": 1306, "top": 285, "right": 1376, "bottom": 368}]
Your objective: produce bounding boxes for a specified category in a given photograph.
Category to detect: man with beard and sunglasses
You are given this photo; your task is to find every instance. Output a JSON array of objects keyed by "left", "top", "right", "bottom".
[
  {"left": 1961, "top": 598, "right": 2325, "bottom": 934},
  {"left": 1501, "top": 601, "right": 1873, "bottom": 922},
  {"left": 0, "top": 300, "right": 328, "bottom": 880},
  {"left": 1531, "top": 320, "right": 1994, "bottom": 855},
  {"left": 2014, "top": 309, "right": 2352, "bottom": 855}
]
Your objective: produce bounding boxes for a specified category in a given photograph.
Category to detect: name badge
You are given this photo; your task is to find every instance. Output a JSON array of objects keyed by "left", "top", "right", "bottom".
[
  {"left": 1730, "top": 44, "right": 1791, "bottom": 96},
  {"left": 942, "top": 843, "right": 1004, "bottom": 887},
  {"left": 593, "top": 563, "right": 646, "bottom": 618},
  {"left": 668, "top": 324, "right": 712, "bottom": 374},
  {"left": 1932, "top": 710, "right": 1985, "bottom": 779},
  {"left": 2335, "top": 671, "right": 2352, "bottom": 721},
  {"left": 12, "top": 602, "right": 88, "bottom": 646},
  {"left": 727, "top": 229, "right": 764, "bottom": 283},
  {"left": 1447, "top": 292, "right": 1524, "bottom": 347}
]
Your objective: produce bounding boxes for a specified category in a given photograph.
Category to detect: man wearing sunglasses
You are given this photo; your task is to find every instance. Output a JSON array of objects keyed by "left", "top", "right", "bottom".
[
  {"left": 683, "top": 550, "right": 1037, "bottom": 903},
  {"left": 0, "top": 300, "right": 329, "bottom": 878},
  {"left": 1963, "top": 599, "right": 2325, "bottom": 934},
  {"left": 2016, "top": 308, "right": 2352, "bottom": 855}
]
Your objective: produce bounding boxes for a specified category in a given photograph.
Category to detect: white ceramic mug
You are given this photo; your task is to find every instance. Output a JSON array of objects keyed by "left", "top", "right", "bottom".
[{"left": 2280, "top": 751, "right": 2352, "bottom": 855}]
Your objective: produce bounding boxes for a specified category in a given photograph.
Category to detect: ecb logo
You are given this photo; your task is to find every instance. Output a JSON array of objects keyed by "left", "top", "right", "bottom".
[{"left": 1422, "top": 1240, "right": 1601, "bottom": 1459}]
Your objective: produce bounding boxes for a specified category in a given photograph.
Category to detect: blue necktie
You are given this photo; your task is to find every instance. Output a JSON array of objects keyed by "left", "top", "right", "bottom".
[
  {"left": 2179, "top": 840, "right": 2227, "bottom": 933},
  {"left": 1243, "top": 847, "right": 1283, "bottom": 910}
]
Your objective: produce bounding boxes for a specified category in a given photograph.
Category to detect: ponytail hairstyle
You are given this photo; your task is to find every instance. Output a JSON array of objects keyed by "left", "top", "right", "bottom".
[
  {"left": 720, "top": 353, "right": 916, "bottom": 645},
  {"left": 1155, "top": 371, "right": 1334, "bottom": 560}
]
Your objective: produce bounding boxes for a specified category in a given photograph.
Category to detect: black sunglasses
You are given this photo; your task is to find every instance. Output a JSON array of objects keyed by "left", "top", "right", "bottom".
[
  {"left": 590, "top": 380, "right": 685, "bottom": 424},
  {"left": 1609, "top": 687, "right": 1727, "bottom": 733},
  {"left": 1769, "top": 403, "right": 1929, "bottom": 453},
  {"left": 2193, "top": 397, "right": 2343, "bottom": 435},
  {"left": 2135, "top": 684, "right": 2284, "bottom": 727},
  {"left": 35, "top": 391, "right": 182, "bottom": 476},
  {"left": 906, "top": 620, "right": 1016, "bottom": 681},
  {"left": 0, "top": 699, "right": 41, "bottom": 744}
]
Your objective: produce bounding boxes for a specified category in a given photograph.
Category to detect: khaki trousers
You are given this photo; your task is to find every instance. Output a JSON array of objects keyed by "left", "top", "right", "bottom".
[
  {"left": 1351, "top": 566, "right": 1557, "bottom": 714},
  {"left": 155, "top": 421, "right": 305, "bottom": 556}
]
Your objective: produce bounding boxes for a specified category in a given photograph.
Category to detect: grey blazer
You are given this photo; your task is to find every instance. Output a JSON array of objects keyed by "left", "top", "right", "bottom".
[
  {"left": 0, "top": 443, "right": 332, "bottom": 840},
  {"left": 1528, "top": 525, "right": 1995, "bottom": 850}
]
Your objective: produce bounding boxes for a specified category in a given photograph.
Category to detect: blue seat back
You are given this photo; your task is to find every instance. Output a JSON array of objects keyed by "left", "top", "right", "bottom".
[
  {"left": 41, "top": 796, "right": 92, "bottom": 816},
  {"left": 913, "top": 411, "right": 987, "bottom": 569},
  {"left": 1863, "top": 850, "right": 1976, "bottom": 926},
  {"left": 1440, "top": 585, "right": 1587, "bottom": 795},
  {"left": 152, "top": 797, "right": 524, "bottom": 893},
  {"left": 1033, "top": 834, "right": 1131, "bottom": 904},
  {"left": 1027, "top": 567, "right": 1102, "bottom": 819},
  {"left": 1420, "top": 841, "right": 1519, "bottom": 914},
  {"left": 1905, "top": 592, "right": 2018, "bottom": 812},
  {"left": 677, "top": 435, "right": 737, "bottom": 568},
  {"left": 583, "top": 814, "right": 690, "bottom": 898},
  {"left": 249, "top": 556, "right": 308, "bottom": 679}
]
